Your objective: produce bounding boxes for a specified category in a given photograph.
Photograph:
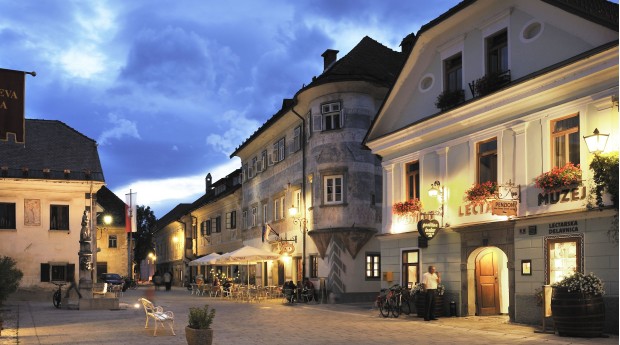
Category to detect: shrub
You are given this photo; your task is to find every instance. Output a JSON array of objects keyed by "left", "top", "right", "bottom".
[
  {"left": 188, "top": 304, "right": 216, "bottom": 329},
  {"left": 0, "top": 256, "right": 23, "bottom": 305},
  {"left": 552, "top": 272, "right": 605, "bottom": 296}
]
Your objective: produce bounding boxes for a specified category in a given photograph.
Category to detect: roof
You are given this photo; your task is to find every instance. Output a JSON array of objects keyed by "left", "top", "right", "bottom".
[
  {"left": 186, "top": 169, "right": 242, "bottom": 213},
  {"left": 0, "top": 119, "right": 104, "bottom": 181},
  {"left": 230, "top": 36, "right": 405, "bottom": 158},
  {"left": 154, "top": 203, "right": 192, "bottom": 232},
  {"left": 96, "top": 186, "right": 127, "bottom": 228}
]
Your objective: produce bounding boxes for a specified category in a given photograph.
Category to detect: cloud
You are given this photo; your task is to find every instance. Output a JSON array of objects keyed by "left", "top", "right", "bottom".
[
  {"left": 98, "top": 113, "right": 141, "bottom": 145},
  {"left": 112, "top": 158, "right": 241, "bottom": 218},
  {"left": 205, "top": 110, "right": 261, "bottom": 156}
]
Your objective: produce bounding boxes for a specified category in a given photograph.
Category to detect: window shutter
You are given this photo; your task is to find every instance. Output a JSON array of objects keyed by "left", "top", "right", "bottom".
[
  {"left": 66, "top": 264, "right": 75, "bottom": 282},
  {"left": 339, "top": 109, "right": 345, "bottom": 128},
  {"left": 41, "top": 263, "right": 50, "bottom": 282},
  {"left": 313, "top": 114, "right": 322, "bottom": 132}
]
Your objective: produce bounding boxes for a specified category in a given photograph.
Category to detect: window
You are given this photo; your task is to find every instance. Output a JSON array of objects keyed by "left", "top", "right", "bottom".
[
  {"left": 444, "top": 54, "right": 462, "bottom": 92},
  {"left": 0, "top": 202, "right": 16, "bottom": 229},
  {"left": 365, "top": 253, "right": 380, "bottom": 279},
  {"left": 200, "top": 220, "right": 209, "bottom": 236},
  {"left": 406, "top": 162, "right": 420, "bottom": 201},
  {"left": 402, "top": 250, "right": 420, "bottom": 288},
  {"left": 250, "top": 157, "right": 257, "bottom": 178},
  {"left": 215, "top": 216, "right": 221, "bottom": 233},
  {"left": 205, "top": 220, "right": 212, "bottom": 236},
  {"left": 551, "top": 114, "right": 580, "bottom": 167},
  {"left": 323, "top": 102, "right": 341, "bottom": 130},
  {"left": 272, "top": 138, "right": 285, "bottom": 163},
  {"left": 293, "top": 126, "right": 302, "bottom": 152},
  {"left": 41, "top": 263, "right": 75, "bottom": 282},
  {"left": 262, "top": 204, "right": 268, "bottom": 224},
  {"left": 477, "top": 138, "right": 497, "bottom": 184},
  {"left": 309, "top": 255, "right": 318, "bottom": 278},
  {"left": 324, "top": 175, "right": 343, "bottom": 204},
  {"left": 251, "top": 207, "right": 258, "bottom": 227},
  {"left": 242, "top": 163, "right": 248, "bottom": 182},
  {"left": 274, "top": 198, "right": 280, "bottom": 221},
  {"left": 226, "top": 211, "right": 236, "bottom": 229},
  {"left": 259, "top": 150, "right": 267, "bottom": 172},
  {"left": 293, "top": 189, "right": 301, "bottom": 210},
  {"left": 108, "top": 235, "right": 117, "bottom": 248},
  {"left": 50, "top": 204, "right": 69, "bottom": 230},
  {"left": 545, "top": 234, "right": 583, "bottom": 284},
  {"left": 51, "top": 264, "right": 67, "bottom": 281},
  {"left": 242, "top": 210, "right": 248, "bottom": 228},
  {"left": 486, "top": 30, "right": 508, "bottom": 74}
]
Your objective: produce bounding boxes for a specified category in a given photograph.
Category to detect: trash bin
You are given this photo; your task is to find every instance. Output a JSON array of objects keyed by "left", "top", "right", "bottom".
[{"left": 450, "top": 300, "right": 457, "bottom": 317}]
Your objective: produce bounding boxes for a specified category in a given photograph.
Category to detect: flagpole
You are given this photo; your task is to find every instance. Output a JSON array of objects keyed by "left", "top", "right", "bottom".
[{"left": 128, "top": 189, "right": 133, "bottom": 281}]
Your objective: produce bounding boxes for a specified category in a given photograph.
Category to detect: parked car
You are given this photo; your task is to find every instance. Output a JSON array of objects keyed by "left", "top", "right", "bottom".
[{"left": 99, "top": 273, "right": 125, "bottom": 289}]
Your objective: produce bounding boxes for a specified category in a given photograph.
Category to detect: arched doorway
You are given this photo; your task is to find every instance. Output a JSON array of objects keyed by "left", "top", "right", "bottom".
[{"left": 466, "top": 247, "right": 509, "bottom": 316}]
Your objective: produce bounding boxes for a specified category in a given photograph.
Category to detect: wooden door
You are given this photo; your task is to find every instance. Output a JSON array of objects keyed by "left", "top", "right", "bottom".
[{"left": 475, "top": 250, "right": 500, "bottom": 315}]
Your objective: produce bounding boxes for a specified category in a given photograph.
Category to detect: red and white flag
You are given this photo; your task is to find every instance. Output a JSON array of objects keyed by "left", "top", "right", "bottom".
[{"left": 125, "top": 191, "right": 137, "bottom": 233}]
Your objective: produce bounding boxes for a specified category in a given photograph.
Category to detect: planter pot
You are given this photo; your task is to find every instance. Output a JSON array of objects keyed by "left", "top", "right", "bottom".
[
  {"left": 415, "top": 293, "right": 444, "bottom": 318},
  {"left": 185, "top": 326, "right": 213, "bottom": 345},
  {"left": 551, "top": 287, "right": 605, "bottom": 337}
]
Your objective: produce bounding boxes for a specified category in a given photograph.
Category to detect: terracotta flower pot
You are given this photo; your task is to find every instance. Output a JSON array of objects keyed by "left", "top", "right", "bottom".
[{"left": 185, "top": 326, "right": 213, "bottom": 345}]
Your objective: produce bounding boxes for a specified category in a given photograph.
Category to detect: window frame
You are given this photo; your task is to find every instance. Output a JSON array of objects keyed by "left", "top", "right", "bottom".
[
  {"left": 226, "top": 211, "right": 236, "bottom": 229},
  {"left": 365, "top": 253, "right": 381, "bottom": 280},
  {"left": 405, "top": 162, "right": 420, "bottom": 201},
  {"left": 293, "top": 126, "right": 302, "bottom": 152},
  {"left": 108, "top": 234, "right": 118, "bottom": 248},
  {"left": 323, "top": 175, "right": 343, "bottom": 205},
  {"left": 0, "top": 202, "right": 17, "bottom": 229},
  {"left": 50, "top": 204, "right": 69, "bottom": 231},
  {"left": 486, "top": 29, "right": 508, "bottom": 75},
  {"left": 544, "top": 234, "right": 584, "bottom": 285},
  {"left": 251, "top": 206, "right": 258, "bottom": 227},
  {"left": 551, "top": 113, "right": 580, "bottom": 168},
  {"left": 444, "top": 53, "right": 462, "bottom": 92},
  {"left": 477, "top": 137, "right": 498, "bottom": 184},
  {"left": 402, "top": 249, "right": 420, "bottom": 288},
  {"left": 309, "top": 255, "right": 319, "bottom": 279}
]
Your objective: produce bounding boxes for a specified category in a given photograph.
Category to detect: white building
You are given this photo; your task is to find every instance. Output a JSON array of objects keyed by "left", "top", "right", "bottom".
[{"left": 365, "top": 0, "right": 618, "bottom": 332}]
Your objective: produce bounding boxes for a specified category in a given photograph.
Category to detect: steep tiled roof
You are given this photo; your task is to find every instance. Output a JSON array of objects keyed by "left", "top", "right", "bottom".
[
  {"left": 0, "top": 119, "right": 104, "bottom": 181},
  {"left": 230, "top": 36, "right": 404, "bottom": 158},
  {"left": 187, "top": 169, "right": 242, "bottom": 213}
]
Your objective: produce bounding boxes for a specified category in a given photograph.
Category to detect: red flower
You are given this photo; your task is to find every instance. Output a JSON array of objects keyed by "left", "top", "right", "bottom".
[
  {"left": 392, "top": 199, "right": 423, "bottom": 215},
  {"left": 534, "top": 163, "right": 582, "bottom": 192},
  {"left": 465, "top": 181, "right": 498, "bottom": 203}
]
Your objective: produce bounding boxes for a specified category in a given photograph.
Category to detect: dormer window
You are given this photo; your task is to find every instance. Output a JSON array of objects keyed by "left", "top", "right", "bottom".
[{"left": 486, "top": 30, "right": 508, "bottom": 75}]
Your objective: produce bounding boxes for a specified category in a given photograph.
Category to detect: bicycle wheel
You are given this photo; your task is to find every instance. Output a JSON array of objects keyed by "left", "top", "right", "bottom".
[
  {"left": 53, "top": 290, "right": 61, "bottom": 309},
  {"left": 379, "top": 297, "right": 390, "bottom": 318},
  {"left": 390, "top": 297, "right": 401, "bottom": 318},
  {"left": 401, "top": 299, "right": 412, "bottom": 315}
]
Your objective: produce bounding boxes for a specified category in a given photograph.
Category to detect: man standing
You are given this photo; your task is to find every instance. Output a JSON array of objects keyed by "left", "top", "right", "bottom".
[{"left": 422, "top": 265, "right": 441, "bottom": 321}]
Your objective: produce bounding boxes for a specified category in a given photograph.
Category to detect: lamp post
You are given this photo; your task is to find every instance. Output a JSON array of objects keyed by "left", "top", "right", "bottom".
[{"left": 288, "top": 205, "right": 308, "bottom": 280}]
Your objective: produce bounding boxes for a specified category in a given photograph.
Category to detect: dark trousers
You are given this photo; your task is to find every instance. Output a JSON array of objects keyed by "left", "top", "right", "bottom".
[{"left": 425, "top": 289, "right": 437, "bottom": 320}]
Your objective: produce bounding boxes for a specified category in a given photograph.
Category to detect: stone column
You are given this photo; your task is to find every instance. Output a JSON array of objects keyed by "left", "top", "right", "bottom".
[{"left": 78, "top": 210, "right": 94, "bottom": 298}]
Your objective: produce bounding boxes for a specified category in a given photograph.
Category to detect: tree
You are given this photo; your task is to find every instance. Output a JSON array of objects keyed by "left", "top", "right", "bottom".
[
  {"left": 133, "top": 205, "right": 157, "bottom": 275},
  {"left": 0, "top": 256, "right": 23, "bottom": 305}
]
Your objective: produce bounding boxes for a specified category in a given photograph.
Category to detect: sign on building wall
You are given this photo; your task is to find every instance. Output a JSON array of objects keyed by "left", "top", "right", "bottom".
[
  {"left": 491, "top": 200, "right": 518, "bottom": 216},
  {"left": 0, "top": 68, "right": 26, "bottom": 143}
]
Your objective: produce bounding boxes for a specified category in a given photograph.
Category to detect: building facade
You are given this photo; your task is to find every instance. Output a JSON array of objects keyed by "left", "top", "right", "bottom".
[
  {"left": 0, "top": 119, "right": 106, "bottom": 292},
  {"left": 94, "top": 186, "right": 129, "bottom": 279},
  {"left": 366, "top": 0, "right": 618, "bottom": 332}
]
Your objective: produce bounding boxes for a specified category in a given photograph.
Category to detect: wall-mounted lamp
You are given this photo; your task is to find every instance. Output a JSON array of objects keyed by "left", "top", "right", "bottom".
[
  {"left": 427, "top": 181, "right": 445, "bottom": 227},
  {"left": 583, "top": 128, "right": 609, "bottom": 154},
  {"left": 96, "top": 214, "right": 113, "bottom": 240},
  {"left": 288, "top": 205, "right": 308, "bottom": 278}
]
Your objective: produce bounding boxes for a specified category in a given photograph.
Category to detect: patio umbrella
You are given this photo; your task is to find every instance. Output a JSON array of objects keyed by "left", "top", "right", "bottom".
[
  {"left": 214, "top": 245, "right": 280, "bottom": 285},
  {"left": 188, "top": 252, "right": 221, "bottom": 266}
]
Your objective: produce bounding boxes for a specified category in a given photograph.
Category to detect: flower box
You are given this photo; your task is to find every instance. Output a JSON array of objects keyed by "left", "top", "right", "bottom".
[
  {"left": 534, "top": 163, "right": 582, "bottom": 193},
  {"left": 392, "top": 199, "right": 423, "bottom": 216},
  {"left": 464, "top": 181, "right": 498, "bottom": 203}
]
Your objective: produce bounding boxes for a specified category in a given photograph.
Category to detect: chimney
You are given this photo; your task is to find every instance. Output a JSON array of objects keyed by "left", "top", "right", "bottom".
[
  {"left": 321, "top": 49, "right": 339, "bottom": 71},
  {"left": 400, "top": 33, "right": 416, "bottom": 54},
  {"left": 205, "top": 173, "right": 212, "bottom": 193}
]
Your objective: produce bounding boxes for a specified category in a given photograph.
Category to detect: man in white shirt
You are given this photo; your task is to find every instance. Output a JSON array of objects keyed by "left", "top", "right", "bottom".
[{"left": 421, "top": 265, "right": 441, "bottom": 321}]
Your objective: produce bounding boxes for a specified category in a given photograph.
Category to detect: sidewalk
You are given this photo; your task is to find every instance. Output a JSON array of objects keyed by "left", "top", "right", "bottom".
[{"left": 1, "top": 287, "right": 617, "bottom": 345}]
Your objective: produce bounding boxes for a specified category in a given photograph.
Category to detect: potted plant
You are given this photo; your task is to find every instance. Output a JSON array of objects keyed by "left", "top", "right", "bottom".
[
  {"left": 464, "top": 181, "right": 498, "bottom": 203},
  {"left": 589, "top": 152, "right": 619, "bottom": 210},
  {"left": 551, "top": 272, "right": 605, "bottom": 337},
  {"left": 534, "top": 162, "right": 582, "bottom": 193},
  {"left": 435, "top": 89, "right": 465, "bottom": 111},
  {"left": 185, "top": 304, "right": 216, "bottom": 345},
  {"left": 392, "top": 198, "right": 423, "bottom": 216}
]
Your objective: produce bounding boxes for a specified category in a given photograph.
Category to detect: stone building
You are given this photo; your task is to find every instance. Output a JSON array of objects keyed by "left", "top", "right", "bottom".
[
  {"left": 94, "top": 186, "right": 129, "bottom": 279},
  {"left": 365, "top": 0, "right": 618, "bottom": 333}
]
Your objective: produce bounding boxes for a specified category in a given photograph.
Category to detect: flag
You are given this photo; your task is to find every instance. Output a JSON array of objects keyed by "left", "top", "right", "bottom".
[
  {"left": 0, "top": 68, "right": 26, "bottom": 143},
  {"left": 125, "top": 191, "right": 137, "bottom": 233}
]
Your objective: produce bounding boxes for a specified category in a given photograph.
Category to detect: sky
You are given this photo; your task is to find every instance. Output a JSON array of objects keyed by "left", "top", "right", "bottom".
[{"left": 5, "top": 0, "right": 611, "bottom": 218}]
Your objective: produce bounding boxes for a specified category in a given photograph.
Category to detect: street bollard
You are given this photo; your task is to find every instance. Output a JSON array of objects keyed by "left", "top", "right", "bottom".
[{"left": 450, "top": 300, "right": 457, "bottom": 316}]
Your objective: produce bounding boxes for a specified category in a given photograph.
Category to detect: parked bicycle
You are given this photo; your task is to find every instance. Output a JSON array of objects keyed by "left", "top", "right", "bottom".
[
  {"left": 377, "top": 284, "right": 403, "bottom": 318},
  {"left": 400, "top": 286, "right": 413, "bottom": 315},
  {"left": 52, "top": 281, "right": 66, "bottom": 309}
]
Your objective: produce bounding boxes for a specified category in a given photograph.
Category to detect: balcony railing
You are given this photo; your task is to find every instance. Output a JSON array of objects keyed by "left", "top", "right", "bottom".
[{"left": 468, "top": 70, "right": 511, "bottom": 98}]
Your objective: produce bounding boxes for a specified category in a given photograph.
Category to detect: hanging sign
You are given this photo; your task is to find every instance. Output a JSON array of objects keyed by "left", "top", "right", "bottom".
[
  {"left": 491, "top": 200, "right": 518, "bottom": 216},
  {"left": 417, "top": 219, "right": 440, "bottom": 240}
]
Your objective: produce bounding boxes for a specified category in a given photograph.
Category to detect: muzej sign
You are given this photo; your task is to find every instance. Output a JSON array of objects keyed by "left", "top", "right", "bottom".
[{"left": 417, "top": 219, "right": 440, "bottom": 240}]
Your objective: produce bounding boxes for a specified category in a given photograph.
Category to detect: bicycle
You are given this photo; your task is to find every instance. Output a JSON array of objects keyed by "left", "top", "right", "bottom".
[
  {"left": 400, "top": 287, "right": 413, "bottom": 315},
  {"left": 52, "top": 281, "right": 66, "bottom": 309},
  {"left": 377, "top": 284, "right": 402, "bottom": 318}
]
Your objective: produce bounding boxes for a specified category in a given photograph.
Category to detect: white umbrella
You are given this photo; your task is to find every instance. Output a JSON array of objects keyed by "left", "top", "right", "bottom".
[
  {"left": 214, "top": 245, "right": 280, "bottom": 286},
  {"left": 188, "top": 252, "right": 221, "bottom": 266}
]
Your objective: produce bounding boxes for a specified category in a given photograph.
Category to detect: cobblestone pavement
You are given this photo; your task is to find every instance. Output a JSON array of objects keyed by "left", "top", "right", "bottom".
[{"left": 1, "top": 286, "right": 617, "bottom": 345}]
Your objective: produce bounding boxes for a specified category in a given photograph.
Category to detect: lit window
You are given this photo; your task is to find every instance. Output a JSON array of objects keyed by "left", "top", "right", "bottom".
[
  {"left": 366, "top": 253, "right": 380, "bottom": 279},
  {"left": 406, "top": 162, "right": 420, "bottom": 201},
  {"left": 551, "top": 114, "right": 580, "bottom": 168},
  {"left": 402, "top": 250, "right": 420, "bottom": 288},
  {"left": 324, "top": 175, "right": 343, "bottom": 204},
  {"left": 545, "top": 235, "right": 583, "bottom": 284},
  {"left": 108, "top": 235, "right": 117, "bottom": 248}
]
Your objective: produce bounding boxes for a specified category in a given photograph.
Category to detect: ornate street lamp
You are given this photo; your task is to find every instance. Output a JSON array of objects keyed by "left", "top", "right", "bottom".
[
  {"left": 427, "top": 181, "right": 445, "bottom": 227},
  {"left": 289, "top": 205, "right": 308, "bottom": 279},
  {"left": 583, "top": 128, "right": 609, "bottom": 154}
]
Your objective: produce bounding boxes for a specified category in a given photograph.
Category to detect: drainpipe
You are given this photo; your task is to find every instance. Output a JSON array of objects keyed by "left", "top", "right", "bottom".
[
  {"left": 291, "top": 106, "right": 307, "bottom": 280},
  {"left": 190, "top": 214, "right": 198, "bottom": 282}
]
